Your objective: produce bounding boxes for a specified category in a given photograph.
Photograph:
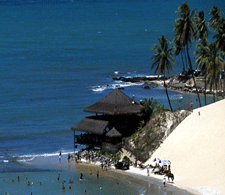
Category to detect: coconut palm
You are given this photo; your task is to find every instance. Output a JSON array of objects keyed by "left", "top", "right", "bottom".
[
  {"left": 140, "top": 97, "right": 157, "bottom": 122},
  {"left": 174, "top": 2, "right": 202, "bottom": 107},
  {"left": 207, "top": 42, "right": 224, "bottom": 102},
  {"left": 173, "top": 37, "right": 186, "bottom": 72},
  {"left": 213, "top": 18, "right": 225, "bottom": 98},
  {"left": 194, "top": 10, "right": 210, "bottom": 39},
  {"left": 151, "top": 35, "right": 176, "bottom": 111},
  {"left": 209, "top": 6, "right": 223, "bottom": 31},
  {"left": 194, "top": 37, "right": 210, "bottom": 105}
]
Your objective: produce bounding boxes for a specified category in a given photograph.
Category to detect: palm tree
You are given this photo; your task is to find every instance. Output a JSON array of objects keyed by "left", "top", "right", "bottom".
[
  {"left": 194, "top": 10, "right": 210, "bottom": 39},
  {"left": 209, "top": 6, "right": 225, "bottom": 98},
  {"left": 213, "top": 18, "right": 225, "bottom": 98},
  {"left": 207, "top": 42, "right": 224, "bottom": 102},
  {"left": 194, "top": 37, "right": 210, "bottom": 105},
  {"left": 151, "top": 35, "right": 176, "bottom": 111},
  {"left": 173, "top": 37, "right": 186, "bottom": 72},
  {"left": 140, "top": 97, "right": 157, "bottom": 123},
  {"left": 209, "top": 6, "right": 223, "bottom": 31},
  {"left": 174, "top": 2, "right": 202, "bottom": 107}
]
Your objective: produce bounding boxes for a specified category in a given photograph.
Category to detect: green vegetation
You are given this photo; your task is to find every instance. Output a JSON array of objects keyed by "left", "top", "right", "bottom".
[
  {"left": 151, "top": 3, "right": 225, "bottom": 107},
  {"left": 99, "top": 149, "right": 121, "bottom": 163},
  {"left": 122, "top": 156, "right": 132, "bottom": 164},
  {"left": 151, "top": 35, "right": 176, "bottom": 111}
]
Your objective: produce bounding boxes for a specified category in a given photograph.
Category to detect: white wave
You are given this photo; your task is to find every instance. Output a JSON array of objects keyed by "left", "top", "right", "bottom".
[
  {"left": 3, "top": 160, "right": 9, "bottom": 163},
  {"left": 171, "top": 94, "right": 183, "bottom": 100},
  {"left": 16, "top": 151, "right": 75, "bottom": 162},
  {"left": 146, "top": 75, "right": 163, "bottom": 78},
  {"left": 91, "top": 81, "right": 144, "bottom": 92}
]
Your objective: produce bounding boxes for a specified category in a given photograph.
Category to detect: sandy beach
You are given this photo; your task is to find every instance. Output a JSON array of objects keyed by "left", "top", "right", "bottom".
[{"left": 144, "top": 98, "right": 225, "bottom": 195}]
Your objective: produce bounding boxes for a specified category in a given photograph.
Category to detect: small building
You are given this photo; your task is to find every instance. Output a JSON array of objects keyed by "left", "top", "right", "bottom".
[{"left": 71, "top": 88, "right": 142, "bottom": 153}]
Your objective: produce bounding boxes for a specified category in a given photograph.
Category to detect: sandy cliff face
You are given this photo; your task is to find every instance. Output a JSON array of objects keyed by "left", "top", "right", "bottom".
[
  {"left": 124, "top": 110, "right": 191, "bottom": 162},
  {"left": 146, "top": 99, "right": 225, "bottom": 195}
]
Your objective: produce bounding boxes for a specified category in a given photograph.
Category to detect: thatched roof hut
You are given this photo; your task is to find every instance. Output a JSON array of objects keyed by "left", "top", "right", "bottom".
[
  {"left": 106, "top": 127, "right": 122, "bottom": 138},
  {"left": 71, "top": 118, "right": 109, "bottom": 135},
  {"left": 83, "top": 88, "right": 141, "bottom": 115}
]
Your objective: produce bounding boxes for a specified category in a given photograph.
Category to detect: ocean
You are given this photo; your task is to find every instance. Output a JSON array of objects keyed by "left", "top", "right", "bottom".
[{"left": 0, "top": 0, "right": 223, "bottom": 194}]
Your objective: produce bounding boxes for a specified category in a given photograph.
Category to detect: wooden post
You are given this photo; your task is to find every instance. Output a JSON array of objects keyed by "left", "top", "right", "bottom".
[{"left": 74, "top": 130, "right": 75, "bottom": 154}]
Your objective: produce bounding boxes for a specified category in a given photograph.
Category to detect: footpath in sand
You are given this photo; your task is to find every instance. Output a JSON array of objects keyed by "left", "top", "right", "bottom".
[{"left": 144, "top": 99, "right": 225, "bottom": 195}]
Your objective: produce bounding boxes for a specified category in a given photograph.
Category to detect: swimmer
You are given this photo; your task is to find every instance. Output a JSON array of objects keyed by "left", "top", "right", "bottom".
[
  {"left": 28, "top": 181, "right": 32, "bottom": 186},
  {"left": 40, "top": 182, "right": 42, "bottom": 185},
  {"left": 69, "top": 179, "right": 73, "bottom": 184},
  {"left": 96, "top": 170, "right": 99, "bottom": 179},
  {"left": 17, "top": 176, "right": 20, "bottom": 182},
  {"left": 69, "top": 182, "right": 71, "bottom": 189},
  {"left": 12, "top": 180, "right": 14, "bottom": 183},
  {"left": 80, "top": 173, "right": 83, "bottom": 180},
  {"left": 57, "top": 174, "right": 60, "bottom": 180},
  {"left": 62, "top": 183, "right": 66, "bottom": 191},
  {"left": 100, "top": 186, "right": 102, "bottom": 190},
  {"left": 84, "top": 190, "right": 87, "bottom": 194}
]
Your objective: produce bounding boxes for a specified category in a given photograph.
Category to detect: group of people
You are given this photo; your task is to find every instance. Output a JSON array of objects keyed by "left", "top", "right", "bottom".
[{"left": 146, "top": 164, "right": 172, "bottom": 187}]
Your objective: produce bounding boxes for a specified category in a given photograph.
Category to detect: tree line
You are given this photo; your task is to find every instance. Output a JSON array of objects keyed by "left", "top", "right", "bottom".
[{"left": 150, "top": 2, "right": 225, "bottom": 111}]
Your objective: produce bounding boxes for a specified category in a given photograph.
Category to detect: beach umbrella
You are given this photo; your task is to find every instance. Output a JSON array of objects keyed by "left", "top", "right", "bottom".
[
  {"left": 163, "top": 160, "right": 171, "bottom": 165},
  {"left": 153, "top": 158, "right": 162, "bottom": 163}
]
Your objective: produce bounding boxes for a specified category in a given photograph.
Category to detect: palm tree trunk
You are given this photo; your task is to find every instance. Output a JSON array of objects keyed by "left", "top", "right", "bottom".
[
  {"left": 223, "top": 71, "right": 225, "bottom": 99},
  {"left": 164, "top": 77, "right": 173, "bottom": 111},
  {"left": 184, "top": 47, "right": 188, "bottom": 70},
  {"left": 181, "top": 50, "right": 185, "bottom": 72},
  {"left": 223, "top": 57, "right": 225, "bottom": 99},
  {"left": 204, "top": 75, "right": 207, "bottom": 105},
  {"left": 186, "top": 44, "right": 202, "bottom": 107},
  {"left": 216, "top": 83, "right": 218, "bottom": 101}
]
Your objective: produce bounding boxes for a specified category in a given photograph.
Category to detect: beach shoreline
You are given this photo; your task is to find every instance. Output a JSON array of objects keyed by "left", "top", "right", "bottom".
[{"left": 70, "top": 159, "right": 193, "bottom": 195}]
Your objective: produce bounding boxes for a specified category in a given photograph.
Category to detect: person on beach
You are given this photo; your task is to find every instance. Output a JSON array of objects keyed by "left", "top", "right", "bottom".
[
  {"left": 90, "top": 169, "right": 92, "bottom": 175},
  {"left": 68, "top": 152, "right": 70, "bottom": 161},
  {"left": 80, "top": 173, "right": 83, "bottom": 180},
  {"left": 59, "top": 151, "right": 62, "bottom": 161},
  {"left": 105, "top": 161, "right": 107, "bottom": 171},
  {"left": 147, "top": 165, "right": 150, "bottom": 176},
  {"left": 57, "top": 174, "right": 60, "bottom": 180},
  {"left": 162, "top": 177, "right": 166, "bottom": 187}
]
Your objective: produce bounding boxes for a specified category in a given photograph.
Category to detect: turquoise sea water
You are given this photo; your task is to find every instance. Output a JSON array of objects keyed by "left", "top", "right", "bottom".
[{"left": 0, "top": 0, "right": 224, "bottom": 194}]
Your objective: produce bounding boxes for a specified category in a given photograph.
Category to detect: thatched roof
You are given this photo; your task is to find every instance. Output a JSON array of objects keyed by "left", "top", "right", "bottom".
[
  {"left": 83, "top": 88, "right": 142, "bottom": 115},
  {"left": 71, "top": 118, "right": 109, "bottom": 135},
  {"left": 106, "top": 127, "right": 122, "bottom": 138}
]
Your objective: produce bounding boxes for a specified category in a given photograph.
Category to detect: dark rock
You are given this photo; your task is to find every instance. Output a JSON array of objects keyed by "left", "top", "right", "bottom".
[{"left": 144, "top": 86, "right": 150, "bottom": 89}]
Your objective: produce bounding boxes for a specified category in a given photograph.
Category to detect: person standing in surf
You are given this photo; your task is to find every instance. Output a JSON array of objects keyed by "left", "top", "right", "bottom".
[{"left": 59, "top": 151, "right": 62, "bottom": 161}]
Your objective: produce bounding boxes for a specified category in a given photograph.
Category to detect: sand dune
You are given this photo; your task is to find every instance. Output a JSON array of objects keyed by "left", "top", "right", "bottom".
[{"left": 145, "top": 99, "right": 225, "bottom": 195}]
